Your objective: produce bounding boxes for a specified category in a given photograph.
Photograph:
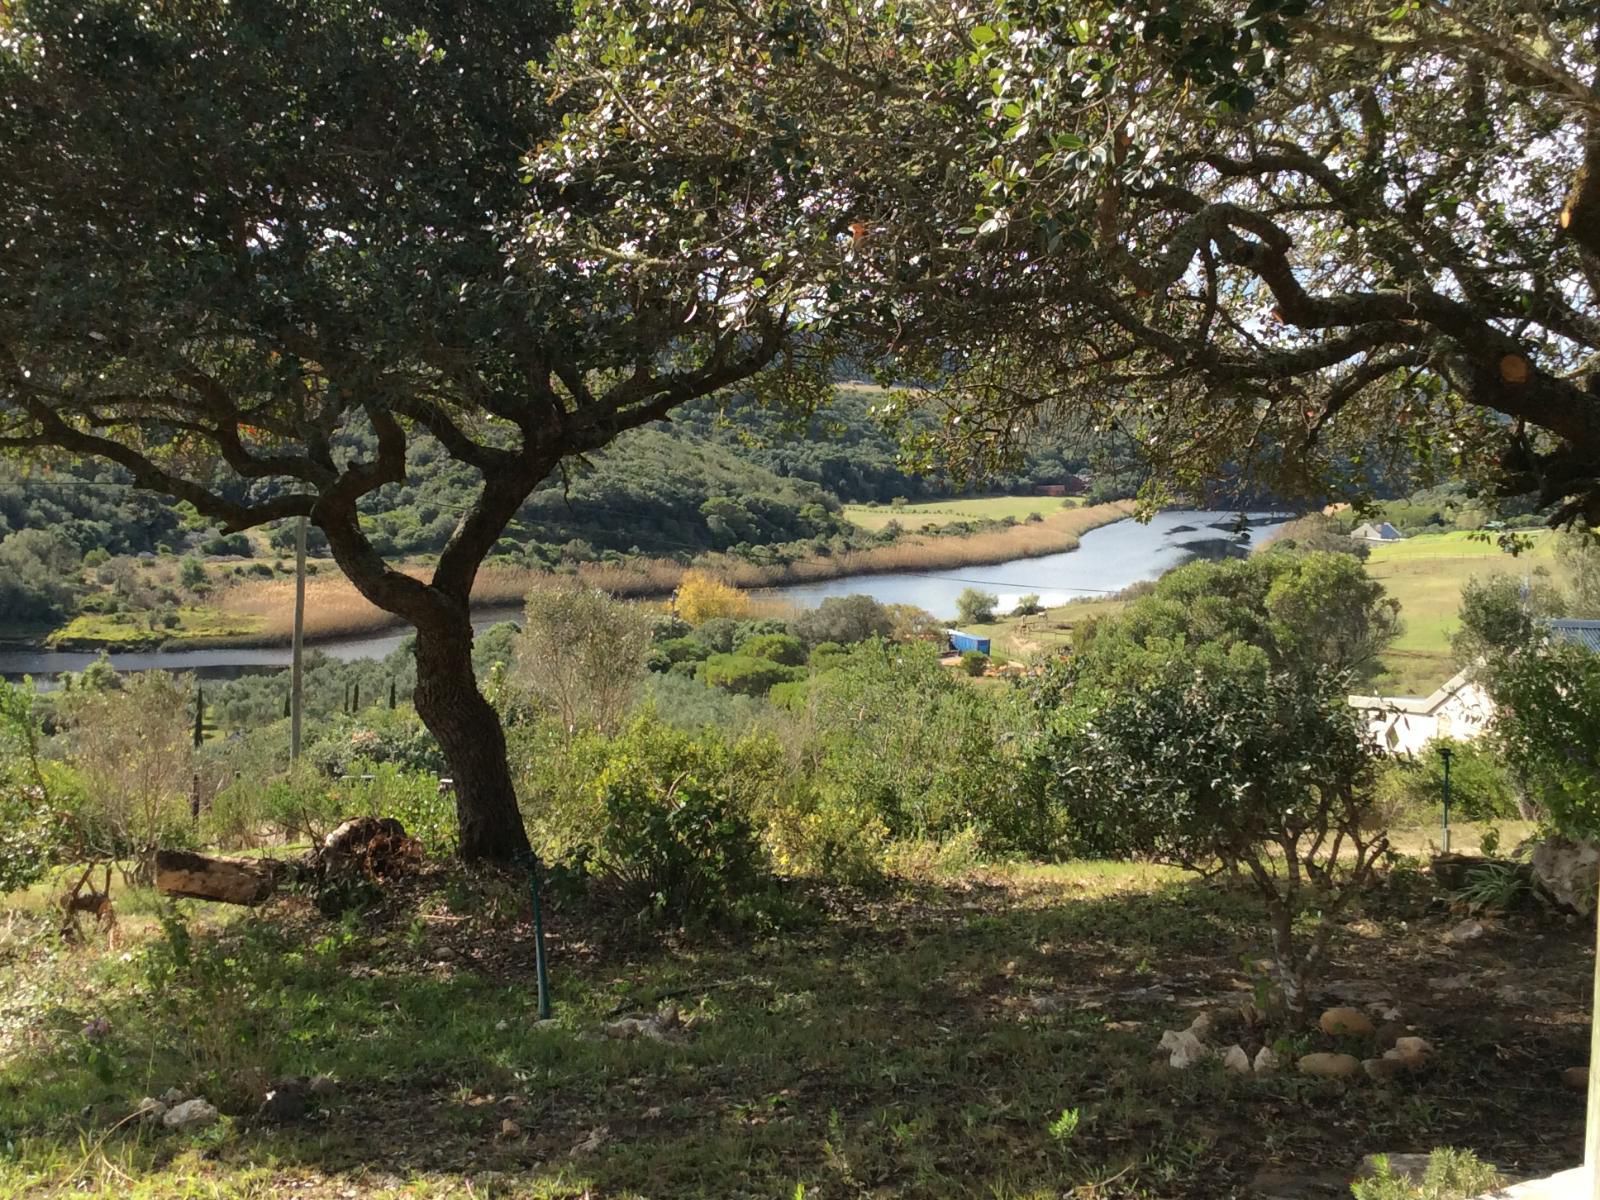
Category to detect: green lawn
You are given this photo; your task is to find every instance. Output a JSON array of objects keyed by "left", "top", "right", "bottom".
[
  {"left": 844, "top": 494, "right": 1079, "bottom": 532},
  {"left": 1, "top": 847, "right": 1583, "bottom": 1199},
  {"left": 1363, "top": 530, "right": 1557, "bottom": 695}
]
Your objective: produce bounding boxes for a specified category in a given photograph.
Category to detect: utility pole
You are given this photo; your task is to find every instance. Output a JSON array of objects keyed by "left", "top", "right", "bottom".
[{"left": 290, "top": 515, "right": 307, "bottom": 763}]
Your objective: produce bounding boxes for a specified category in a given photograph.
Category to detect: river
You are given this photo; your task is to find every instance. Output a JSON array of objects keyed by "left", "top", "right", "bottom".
[{"left": 0, "top": 509, "right": 1289, "bottom": 683}]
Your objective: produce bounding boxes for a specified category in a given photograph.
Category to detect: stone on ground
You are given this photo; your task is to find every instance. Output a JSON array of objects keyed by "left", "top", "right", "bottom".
[
  {"left": 1158, "top": 1028, "right": 1210, "bottom": 1069},
  {"left": 1221, "top": 1044, "right": 1252, "bottom": 1073},
  {"left": 162, "top": 1098, "right": 220, "bottom": 1132},
  {"left": 1254, "top": 1046, "right": 1281, "bottom": 1074},
  {"left": 1319, "top": 1006, "right": 1376, "bottom": 1037},
  {"left": 1297, "top": 1052, "right": 1361, "bottom": 1080}
]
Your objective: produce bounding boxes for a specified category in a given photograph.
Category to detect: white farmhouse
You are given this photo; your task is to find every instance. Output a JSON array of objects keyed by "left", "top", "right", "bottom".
[
  {"left": 1350, "top": 521, "right": 1405, "bottom": 543},
  {"left": 1347, "top": 669, "right": 1494, "bottom": 755}
]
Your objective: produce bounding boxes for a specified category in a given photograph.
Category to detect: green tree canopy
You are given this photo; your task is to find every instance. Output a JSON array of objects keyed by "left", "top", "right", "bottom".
[{"left": 546, "top": 0, "right": 1600, "bottom": 518}]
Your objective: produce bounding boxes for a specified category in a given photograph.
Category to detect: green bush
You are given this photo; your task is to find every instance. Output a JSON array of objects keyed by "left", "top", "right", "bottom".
[
  {"left": 700, "top": 653, "right": 804, "bottom": 697},
  {"left": 1372, "top": 739, "right": 1520, "bottom": 826},
  {"left": 521, "top": 715, "right": 775, "bottom": 920},
  {"left": 960, "top": 650, "right": 989, "bottom": 676},
  {"left": 737, "top": 632, "right": 807, "bottom": 666},
  {"left": 1350, "top": 1149, "right": 1501, "bottom": 1200},
  {"left": 647, "top": 636, "right": 713, "bottom": 673},
  {"left": 306, "top": 708, "right": 446, "bottom": 778}
]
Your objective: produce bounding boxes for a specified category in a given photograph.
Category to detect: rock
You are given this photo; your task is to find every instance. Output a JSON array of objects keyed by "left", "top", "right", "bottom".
[
  {"left": 1158, "top": 1029, "right": 1211, "bottom": 1069},
  {"left": 1443, "top": 919, "right": 1486, "bottom": 946},
  {"left": 1530, "top": 835, "right": 1600, "bottom": 916},
  {"left": 1253, "top": 1046, "right": 1281, "bottom": 1075},
  {"left": 1221, "top": 1044, "right": 1252, "bottom": 1074},
  {"left": 133, "top": 1097, "right": 167, "bottom": 1121},
  {"left": 1297, "top": 1052, "right": 1361, "bottom": 1080},
  {"left": 308, "top": 1074, "right": 338, "bottom": 1099},
  {"left": 602, "top": 1012, "right": 681, "bottom": 1042},
  {"left": 1028, "top": 994, "right": 1068, "bottom": 1014},
  {"left": 498, "top": 1118, "right": 521, "bottom": 1140},
  {"left": 1562, "top": 1067, "right": 1589, "bottom": 1091},
  {"left": 159, "top": 1087, "right": 187, "bottom": 1105},
  {"left": 1319, "top": 1007, "right": 1375, "bottom": 1038},
  {"left": 162, "top": 1098, "right": 220, "bottom": 1132},
  {"left": 1322, "top": 979, "right": 1393, "bottom": 1006},
  {"left": 1187, "top": 1011, "right": 1217, "bottom": 1041},
  {"left": 1389, "top": 1036, "right": 1433, "bottom": 1068},
  {"left": 1356, "top": 1154, "right": 1433, "bottom": 1185},
  {"left": 1363, "top": 1057, "right": 1404, "bottom": 1082}
]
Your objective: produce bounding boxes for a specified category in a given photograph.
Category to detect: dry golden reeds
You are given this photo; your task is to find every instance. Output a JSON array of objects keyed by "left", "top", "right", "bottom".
[{"left": 217, "top": 500, "right": 1136, "bottom": 645}]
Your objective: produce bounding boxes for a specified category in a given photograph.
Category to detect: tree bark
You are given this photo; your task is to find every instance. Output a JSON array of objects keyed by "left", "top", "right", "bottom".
[{"left": 413, "top": 613, "right": 532, "bottom": 864}]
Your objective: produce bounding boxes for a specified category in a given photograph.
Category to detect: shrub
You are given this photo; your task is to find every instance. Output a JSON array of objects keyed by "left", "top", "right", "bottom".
[
  {"left": 689, "top": 616, "right": 741, "bottom": 653},
  {"left": 647, "top": 636, "right": 713, "bottom": 673},
  {"left": 522, "top": 715, "right": 775, "bottom": 920},
  {"left": 793, "top": 594, "right": 894, "bottom": 646},
  {"left": 701, "top": 653, "right": 804, "bottom": 697},
  {"left": 1372, "top": 739, "right": 1520, "bottom": 826},
  {"left": 1035, "top": 651, "right": 1380, "bottom": 1023},
  {"left": 306, "top": 708, "right": 446, "bottom": 778},
  {"left": 673, "top": 569, "right": 752, "bottom": 624},
  {"left": 179, "top": 555, "right": 207, "bottom": 589},
  {"left": 737, "top": 632, "right": 807, "bottom": 666},
  {"left": 956, "top": 587, "right": 998, "bottom": 624},
  {"left": 1351, "top": 1149, "right": 1501, "bottom": 1200},
  {"left": 1, "top": 680, "right": 69, "bottom": 894},
  {"left": 511, "top": 583, "right": 653, "bottom": 736},
  {"left": 960, "top": 650, "right": 989, "bottom": 676}
]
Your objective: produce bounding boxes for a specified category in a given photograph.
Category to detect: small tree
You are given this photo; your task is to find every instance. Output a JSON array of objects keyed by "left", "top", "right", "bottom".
[
  {"left": 179, "top": 555, "right": 208, "bottom": 591},
  {"left": 673, "top": 571, "right": 753, "bottom": 626},
  {"left": 1454, "top": 573, "right": 1566, "bottom": 666},
  {"left": 960, "top": 650, "right": 989, "bottom": 677},
  {"left": 955, "top": 588, "right": 998, "bottom": 625},
  {"left": 1012, "top": 594, "right": 1044, "bottom": 617},
  {"left": 1038, "top": 651, "right": 1382, "bottom": 1022},
  {"left": 512, "top": 584, "right": 654, "bottom": 738},
  {"left": 56, "top": 671, "right": 195, "bottom": 883}
]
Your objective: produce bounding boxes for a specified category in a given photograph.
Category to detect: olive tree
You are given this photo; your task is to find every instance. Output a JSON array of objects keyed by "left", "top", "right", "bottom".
[{"left": 0, "top": 0, "right": 840, "bottom": 860}]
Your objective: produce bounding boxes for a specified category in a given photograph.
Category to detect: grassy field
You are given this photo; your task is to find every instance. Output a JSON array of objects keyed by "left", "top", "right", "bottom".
[
  {"left": 1363, "top": 530, "right": 1557, "bottom": 696},
  {"left": 959, "top": 596, "right": 1129, "bottom": 662},
  {"left": 844, "top": 495, "right": 1080, "bottom": 533},
  {"left": 1, "top": 838, "right": 1582, "bottom": 1199}
]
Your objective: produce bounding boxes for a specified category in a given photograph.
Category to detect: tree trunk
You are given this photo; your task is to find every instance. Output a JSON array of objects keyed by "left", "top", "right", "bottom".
[
  {"left": 413, "top": 614, "right": 532, "bottom": 864},
  {"left": 156, "top": 849, "right": 283, "bottom": 905}
]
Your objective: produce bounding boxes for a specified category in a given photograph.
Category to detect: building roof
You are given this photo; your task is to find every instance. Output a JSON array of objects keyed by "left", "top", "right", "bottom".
[
  {"left": 1547, "top": 619, "right": 1600, "bottom": 653},
  {"left": 1348, "top": 667, "right": 1482, "bottom": 715},
  {"left": 1350, "top": 521, "right": 1404, "bottom": 542}
]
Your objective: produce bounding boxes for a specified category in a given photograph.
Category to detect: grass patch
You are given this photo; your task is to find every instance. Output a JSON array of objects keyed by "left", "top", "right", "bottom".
[
  {"left": 1, "top": 850, "right": 1584, "bottom": 1199},
  {"left": 843, "top": 495, "right": 1080, "bottom": 532},
  {"left": 1364, "top": 530, "right": 1558, "bottom": 695},
  {"left": 44, "top": 606, "right": 267, "bottom": 650}
]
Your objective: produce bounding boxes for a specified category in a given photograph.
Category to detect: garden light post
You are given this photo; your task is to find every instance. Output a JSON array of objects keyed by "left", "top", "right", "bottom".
[{"left": 1439, "top": 745, "right": 1453, "bottom": 854}]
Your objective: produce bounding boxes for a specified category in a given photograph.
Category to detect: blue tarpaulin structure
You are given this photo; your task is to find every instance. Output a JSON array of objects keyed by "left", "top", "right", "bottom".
[{"left": 947, "top": 630, "right": 992, "bottom": 655}]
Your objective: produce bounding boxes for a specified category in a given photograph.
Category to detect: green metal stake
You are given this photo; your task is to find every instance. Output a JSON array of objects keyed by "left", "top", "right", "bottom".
[
  {"left": 1439, "top": 744, "right": 1454, "bottom": 854},
  {"left": 520, "top": 851, "right": 552, "bottom": 1020}
]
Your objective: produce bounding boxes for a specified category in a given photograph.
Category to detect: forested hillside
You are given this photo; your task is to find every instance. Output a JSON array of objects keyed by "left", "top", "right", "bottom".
[{"left": 3, "top": 386, "right": 1130, "bottom": 566}]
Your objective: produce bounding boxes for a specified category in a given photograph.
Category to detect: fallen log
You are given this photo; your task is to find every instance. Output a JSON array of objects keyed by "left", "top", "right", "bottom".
[{"left": 156, "top": 849, "right": 285, "bottom": 905}]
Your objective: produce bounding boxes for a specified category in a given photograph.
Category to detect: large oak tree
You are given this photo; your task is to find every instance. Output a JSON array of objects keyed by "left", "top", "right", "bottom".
[
  {"left": 0, "top": 0, "right": 838, "bottom": 860},
  {"left": 547, "top": 0, "right": 1600, "bottom": 518}
]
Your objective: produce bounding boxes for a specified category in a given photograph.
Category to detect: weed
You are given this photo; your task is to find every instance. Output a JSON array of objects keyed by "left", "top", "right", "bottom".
[{"left": 1352, "top": 1148, "right": 1502, "bottom": 1200}]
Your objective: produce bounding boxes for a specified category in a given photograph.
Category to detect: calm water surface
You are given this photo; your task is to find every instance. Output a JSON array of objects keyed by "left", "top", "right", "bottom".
[{"left": 0, "top": 510, "right": 1288, "bottom": 682}]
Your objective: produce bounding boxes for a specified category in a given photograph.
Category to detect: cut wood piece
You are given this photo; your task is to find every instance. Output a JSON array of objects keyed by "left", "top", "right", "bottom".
[{"left": 156, "top": 850, "right": 284, "bottom": 905}]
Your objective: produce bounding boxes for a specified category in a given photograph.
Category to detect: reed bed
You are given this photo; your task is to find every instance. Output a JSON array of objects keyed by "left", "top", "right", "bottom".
[{"left": 218, "top": 500, "right": 1136, "bottom": 645}]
